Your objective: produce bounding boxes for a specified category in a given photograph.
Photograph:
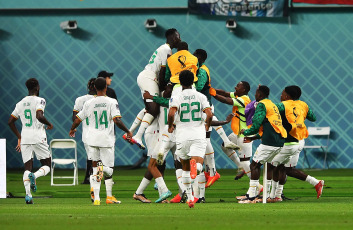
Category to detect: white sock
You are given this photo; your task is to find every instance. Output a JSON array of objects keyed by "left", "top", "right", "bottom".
[
  {"left": 222, "top": 145, "right": 241, "bottom": 167},
  {"left": 270, "top": 180, "right": 279, "bottom": 199},
  {"left": 240, "top": 161, "right": 251, "bottom": 178},
  {"left": 135, "top": 177, "right": 151, "bottom": 195},
  {"left": 266, "top": 179, "right": 272, "bottom": 198},
  {"left": 193, "top": 176, "right": 199, "bottom": 199},
  {"left": 103, "top": 166, "right": 113, "bottom": 177},
  {"left": 90, "top": 174, "right": 101, "bottom": 201},
  {"left": 198, "top": 173, "right": 206, "bottom": 198},
  {"left": 306, "top": 175, "right": 319, "bottom": 187},
  {"left": 196, "top": 163, "right": 203, "bottom": 175},
  {"left": 134, "top": 113, "right": 154, "bottom": 140},
  {"left": 248, "top": 179, "right": 259, "bottom": 198},
  {"left": 130, "top": 109, "right": 145, "bottom": 133},
  {"left": 176, "top": 169, "right": 184, "bottom": 195},
  {"left": 155, "top": 177, "right": 168, "bottom": 194},
  {"left": 205, "top": 138, "right": 216, "bottom": 176},
  {"left": 34, "top": 165, "right": 50, "bottom": 179},
  {"left": 213, "top": 116, "right": 231, "bottom": 143},
  {"left": 275, "top": 185, "right": 284, "bottom": 198},
  {"left": 23, "top": 170, "right": 31, "bottom": 197},
  {"left": 182, "top": 171, "right": 193, "bottom": 202},
  {"left": 105, "top": 178, "right": 114, "bottom": 197}
]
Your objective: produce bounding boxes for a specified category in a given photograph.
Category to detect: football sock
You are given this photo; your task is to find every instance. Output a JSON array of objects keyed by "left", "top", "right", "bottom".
[
  {"left": 193, "top": 176, "right": 199, "bottom": 199},
  {"left": 275, "top": 185, "right": 284, "bottom": 198},
  {"left": 270, "top": 180, "right": 279, "bottom": 199},
  {"left": 197, "top": 173, "right": 206, "bottom": 198},
  {"left": 105, "top": 178, "right": 114, "bottom": 197},
  {"left": 266, "top": 180, "right": 272, "bottom": 198},
  {"left": 136, "top": 177, "right": 151, "bottom": 195},
  {"left": 182, "top": 171, "right": 193, "bottom": 202},
  {"left": 103, "top": 166, "right": 113, "bottom": 177},
  {"left": 130, "top": 109, "right": 145, "bottom": 133},
  {"left": 134, "top": 113, "right": 154, "bottom": 140},
  {"left": 221, "top": 145, "right": 241, "bottom": 167},
  {"left": 23, "top": 170, "right": 31, "bottom": 197},
  {"left": 306, "top": 175, "right": 319, "bottom": 186},
  {"left": 196, "top": 163, "right": 203, "bottom": 175},
  {"left": 248, "top": 179, "right": 259, "bottom": 199},
  {"left": 34, "top": 165, "right": 50, "bottom": 179},
  {"left": 240, "top": 160, "right": 251, "bottom": 178},
  {"left": 205, "top": 138, "right": 216, "bottom": 176},
  {"left": 213, "top": 116, "right": 231, "bottom": 144},
  {"left": 90, "top": 170, "right": 101, "bottom": 201},
  {"left": 176, "top": 169, "right": 184, "bottom": 195},
  {"left": 155, "top": 177, "right": 168, "bottom": 194}
]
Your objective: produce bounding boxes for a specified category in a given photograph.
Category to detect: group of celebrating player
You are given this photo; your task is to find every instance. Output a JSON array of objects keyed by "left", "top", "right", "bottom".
[{"left": 8, "top": 28, "right": 324, "bottom": 207}]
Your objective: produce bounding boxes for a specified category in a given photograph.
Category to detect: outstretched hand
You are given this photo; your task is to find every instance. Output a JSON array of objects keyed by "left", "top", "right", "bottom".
[
  {"left": 69, "top": 129, "right": 76, "bottom": 137},
  {"left": 15, "top": 139, "right": 21, "bottom": 152},
  {"left": 225, "top": 113, "right": 235, "bottom": 123},
  {"left": 46, "top": 123, "right": 54, "bottom": 130}
]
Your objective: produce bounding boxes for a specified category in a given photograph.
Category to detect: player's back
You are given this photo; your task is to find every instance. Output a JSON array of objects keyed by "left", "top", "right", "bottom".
[
  {"left": 78, "top": 96, "right": 121, "bottom": 148},
  {"left": 170, "top": 89, "right": 210, "bottom": 141},
  {"left": 144, "top": 43, "right": 172, "bottom": 76},
  {"left": 11, "top": 96, "right": 47, "bottom": 144},
  {"left": 73, "top": 94, "right": 95, "bottom": 143}
]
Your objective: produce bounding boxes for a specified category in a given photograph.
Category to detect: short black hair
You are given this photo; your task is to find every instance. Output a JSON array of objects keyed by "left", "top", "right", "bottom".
[
  {"left": 177, "top": 41, "right": 188, "bottom": 51},
  {"left": 25, "top": 78, "right": 39, "bottom": 91},
  {"left": 165, "top": 28, "right": 178, "bottom": 38},
  {"left": 258, "top": 85, "right": 270, "bottom": 98},
  {"left": 194, "top": 49, "right": 207, "bottom": 62},
  {"left": 179, "top": 70, "right": 194, "bottom": 87},
  {"left": 292, "top": 85, "right": 302, "bottom": 100},
  {"left": 87, "top": 78, "right": 96, "bottom": 92},
  {"left": 95, "top": 77, "right": 107, "bottom": 91},
  {"left": 240, "top": 81, "right": 250, "bottom": 93},
  {"left": 284, "top": 86, "right": 297, "bottom": 99}
]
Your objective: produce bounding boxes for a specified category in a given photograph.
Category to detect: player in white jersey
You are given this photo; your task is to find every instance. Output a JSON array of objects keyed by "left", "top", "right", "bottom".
[
  {"left": 168, "top": 70, "right": 213, "bottom": 208},
  {"left": 69, "top": 77, "right": 132, "bottom": 206},
  {"left": 130, "top": 28, "right": 181, "bottom": 149},
  {"left": 72, "top": 78, "right": 96, "bottom": 184},
  {"left": 8, "top": 78, "right": 53, "bottom": 204}
]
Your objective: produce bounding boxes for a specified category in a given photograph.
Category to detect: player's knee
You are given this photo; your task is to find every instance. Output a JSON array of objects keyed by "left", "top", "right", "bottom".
[{"left": 103, "top": 166, "right": 113, "bottom": 177}]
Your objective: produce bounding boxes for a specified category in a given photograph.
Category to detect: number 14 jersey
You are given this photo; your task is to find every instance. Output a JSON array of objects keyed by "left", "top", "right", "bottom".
[{"left": 76, "top": 96, "right": 121, "bottom": 148}]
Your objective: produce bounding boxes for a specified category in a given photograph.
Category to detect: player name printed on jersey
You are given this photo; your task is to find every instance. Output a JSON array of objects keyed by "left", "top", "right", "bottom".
[
  {"left": 77, "top": 96, "right": 121, "bottom": 148},
  {"left": 170, "top": 89, "right": 210, "bottom": 142},
  {"left": 144, "top": 44, "right": 172, "bottom": 77},
  {"left": 11, "top": 96, "right": 47, "bottom": 144}
]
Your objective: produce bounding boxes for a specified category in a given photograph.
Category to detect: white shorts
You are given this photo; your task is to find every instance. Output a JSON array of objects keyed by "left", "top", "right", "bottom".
[
  {"left": 152, "top": 133, "right": 177, "bottom": 162},
  {"left": 137, "top": 69, "right": 159, "bottom": 102},
  {"left": 21, "top": 142, "right": 51, "bottom": 164},
  {"left": 228, "top": 132, "right": 252, "bottom": 159},
  {"left": 145, "top": 131, "right": 159, "bottom": 157},
  {"left": 271, "top": 143, "right": 300, "bottom": 167},
  {"left": 84, "top": 143, "right": 93, "bottom": 160},
  {"left": 87, "top": 145, "right": 114, "bottom": 168},
  {"left": 285, "top": 139, "right": 305, "bottom": 167},
  {"left": 252, "top": 144, "right": 282, "bottom": 164},
  {"left": 176, "top": 139, "right": 207, "bottom": 160}
]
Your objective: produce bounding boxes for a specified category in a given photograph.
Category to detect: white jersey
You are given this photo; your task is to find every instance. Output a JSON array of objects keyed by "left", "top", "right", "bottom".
[
  {"left": 169, "top": 89, "right": 211, "bottom": 142},
  {"left": 73, "top": 94, "right": 95, "bottom": 144},
  {"left": 144, "top": 43, "right": 172, "bottom": 79},
  {"left": 76, "top": 96, "right": 121, "bottom": 148},
  {"left": 11, "top": 96, "right": 47, "bottom": 145},
  {"left": 158, "top": 106, "right": 176, "bottom": 142}
]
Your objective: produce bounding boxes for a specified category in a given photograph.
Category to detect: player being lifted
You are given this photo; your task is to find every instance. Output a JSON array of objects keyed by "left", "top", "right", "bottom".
[
  {"left": 72, "top": 78, "right": 96, "bottom": 184},
  {"left": 168, "top": 70, "right": 213, "bottom": 208},
  {"left": 69, "top": 77, "right": 132, "bottom": 205},
  {"left": 130, "top": 28, "right": 181, "bottom": 149},
  {"left": 8, "top": 78, "right": 53, "bottom": 204}
]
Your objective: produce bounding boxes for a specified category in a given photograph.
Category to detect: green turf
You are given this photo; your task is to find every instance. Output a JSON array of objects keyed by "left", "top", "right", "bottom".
[{"left": 1, "top": 168, "right": 353, "bottom": 230}]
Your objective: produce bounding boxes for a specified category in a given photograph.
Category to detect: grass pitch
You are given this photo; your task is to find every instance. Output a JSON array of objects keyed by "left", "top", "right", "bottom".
[{"left": 1, "top": 168, "right": 353, "bottom": 230}]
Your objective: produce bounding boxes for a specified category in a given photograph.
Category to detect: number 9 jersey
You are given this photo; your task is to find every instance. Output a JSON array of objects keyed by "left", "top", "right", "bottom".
[
  {"left": 11, "top": 96, "right": 47, "bottom": 144},
  {"left": 76, "top": 96, "right": 121, "bottom": 148}
]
